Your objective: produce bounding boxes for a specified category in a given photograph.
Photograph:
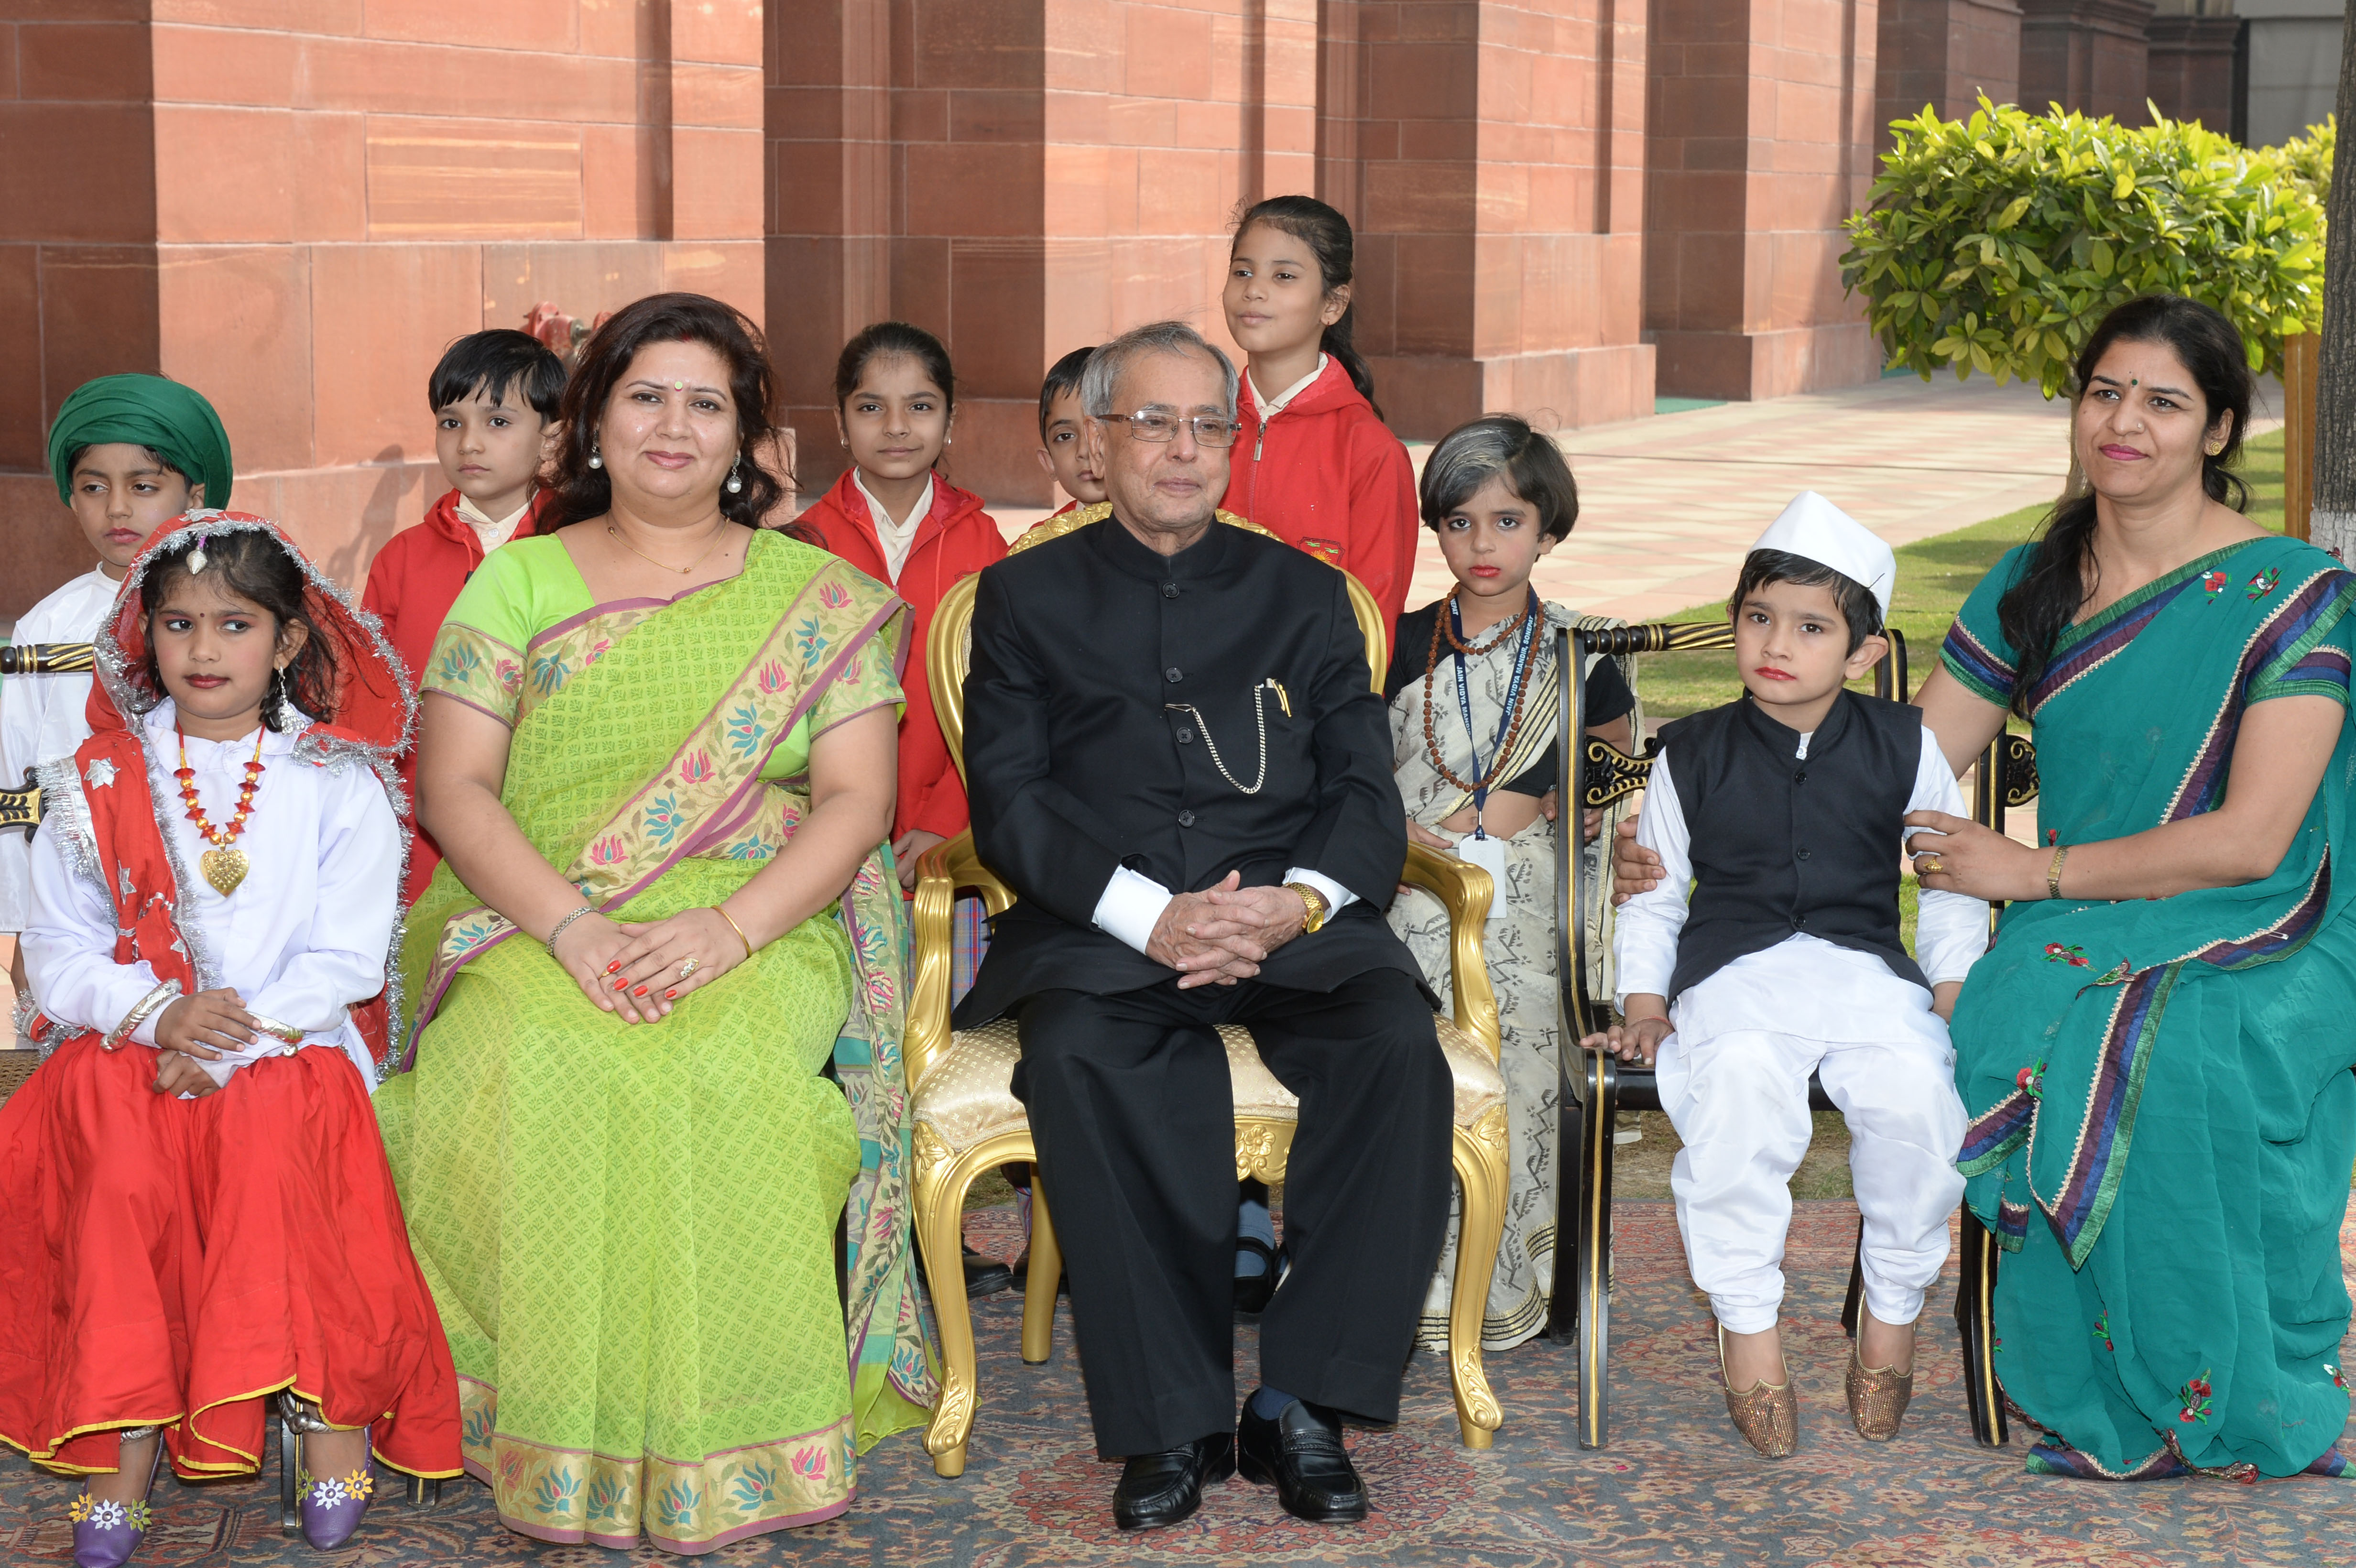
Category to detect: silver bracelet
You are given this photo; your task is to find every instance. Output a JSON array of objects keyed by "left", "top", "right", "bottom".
[
  {"left": 247, "top": 1013, "right": 307, "bottom": 1051},
  {"left": 545, "top": 904, "right": 597, "bottom": 958},
  {"left": 103, "top": 980, "right": 182, "bottom": 1051}
]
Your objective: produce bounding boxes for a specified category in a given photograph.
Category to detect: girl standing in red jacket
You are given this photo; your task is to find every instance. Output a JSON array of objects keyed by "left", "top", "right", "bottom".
[
  {"left": 796, "top": 323, "right": 1006, "bottom": 891},
  {"left": 1220, "top": 194, "right": 1419, "bottom": 625}
]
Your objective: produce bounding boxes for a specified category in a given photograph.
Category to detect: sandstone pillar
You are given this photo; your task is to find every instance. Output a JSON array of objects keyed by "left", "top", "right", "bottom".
[
  {"left": 1876, "top": 0, "right": 2022, "bottom": 132},
  {"left": 1316, "top": 0, "right": 1653, "bottom": 439},
  {"left": 1645, "top": 0, "right": 1882, "bottom": 402},
  {"left": 2145, "top": 7, "right": 2244, "bottom": 131},
  {"left": 2016, "top": 0, "right": 2155, "bottom": 119}
]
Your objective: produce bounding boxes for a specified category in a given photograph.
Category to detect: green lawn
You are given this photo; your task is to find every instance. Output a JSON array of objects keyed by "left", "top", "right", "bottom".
[{"left": 1632, "top": 426, "right": 2289, "bottom": 722}]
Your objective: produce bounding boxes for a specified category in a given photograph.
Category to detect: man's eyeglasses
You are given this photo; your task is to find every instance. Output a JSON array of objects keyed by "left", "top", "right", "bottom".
[{"left": 1100, "top": 411, "right": 1241, "bottom": 447}]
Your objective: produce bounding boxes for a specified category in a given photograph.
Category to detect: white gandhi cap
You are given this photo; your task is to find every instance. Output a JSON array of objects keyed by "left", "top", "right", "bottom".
[{"left": 1748, "top": 491, "right": 1895, "bottom": 621}]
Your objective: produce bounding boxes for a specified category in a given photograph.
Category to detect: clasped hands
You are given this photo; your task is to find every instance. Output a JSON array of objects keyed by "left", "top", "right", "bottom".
[
  {"left": 1146, "top": 870, "right": 1310, "bottom": 989},
  {"left": 551, "top": 905, "right": 754, "bottom": 1024},
  {"left": 146, "top": 987, "right": 259, "bottom": 1097}
]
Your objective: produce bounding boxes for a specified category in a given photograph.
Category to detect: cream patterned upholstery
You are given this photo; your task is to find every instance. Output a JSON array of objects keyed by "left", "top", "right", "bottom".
[{"left": 914, "top": 1016, "right": 1504, "bottom": 1156}]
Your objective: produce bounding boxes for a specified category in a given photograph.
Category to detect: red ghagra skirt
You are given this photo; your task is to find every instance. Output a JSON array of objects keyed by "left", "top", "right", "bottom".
[{"left": 0, "top": 1035, "right": 460, "bottom": 1479}]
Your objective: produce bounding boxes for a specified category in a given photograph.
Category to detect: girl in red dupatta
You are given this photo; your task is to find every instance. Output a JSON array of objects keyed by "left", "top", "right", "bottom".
[{"left": 0, "top": 513, "right": 459, "bottom": 1562}]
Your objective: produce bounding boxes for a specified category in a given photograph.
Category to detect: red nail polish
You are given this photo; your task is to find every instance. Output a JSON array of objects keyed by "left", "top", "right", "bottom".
[
  {"left": 665, "top": 989, "right": 678, "bottom": 999},
  {"left": 606, "top": 960, "right": 621, "bottom": 973},
  {"left": 633, "top": 985, "right": 647, "bottom": 996}
]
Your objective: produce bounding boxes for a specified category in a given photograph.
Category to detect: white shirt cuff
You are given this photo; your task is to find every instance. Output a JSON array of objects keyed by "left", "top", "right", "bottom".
[
  {"left": 1282, "top": 866, "right": 1358, "bottom": 917},
  {"left": 1092, "top": 865, "right": 1173, "bottom": 956}
]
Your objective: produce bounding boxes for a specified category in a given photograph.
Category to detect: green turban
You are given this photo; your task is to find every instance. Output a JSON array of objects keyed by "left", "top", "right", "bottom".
[{"left": 47, "top": 373, "right": 233, "bottom": 510}]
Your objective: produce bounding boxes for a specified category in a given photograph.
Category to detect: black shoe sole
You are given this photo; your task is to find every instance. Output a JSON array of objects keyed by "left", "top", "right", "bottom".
[{"left": 1236, "top": 1450, "right": 1368, "bottom": 1523}]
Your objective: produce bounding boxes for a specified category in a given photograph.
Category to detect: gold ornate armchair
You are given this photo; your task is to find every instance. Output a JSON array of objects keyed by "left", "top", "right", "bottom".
[{"left": 904, "top": 504, "right": 1512, "bottom": 1478}]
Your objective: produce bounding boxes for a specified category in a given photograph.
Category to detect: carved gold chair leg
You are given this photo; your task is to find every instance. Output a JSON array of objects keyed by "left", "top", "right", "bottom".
[
  {"left": 912, "top": 1127, "right": 1036, "bottom": 1478},
  {"left": 1020, "top": 1177, "right": 1060, "bottom": 1365},
  {"left": 1447, "top": 1105, "right": 1510, "bottom": 1448}
]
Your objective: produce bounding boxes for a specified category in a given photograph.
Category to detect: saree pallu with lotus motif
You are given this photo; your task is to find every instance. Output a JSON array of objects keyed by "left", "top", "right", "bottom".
[
  {"left": 1942, "top": 534, "right": 2356, "bottom": 1481},
  {"left": 374, "top": 533, "right": 937, "bottom": 1552}
]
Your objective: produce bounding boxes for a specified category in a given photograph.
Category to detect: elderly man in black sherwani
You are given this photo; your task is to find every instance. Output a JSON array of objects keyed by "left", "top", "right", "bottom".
[{"left": 954, "top": 320, "right": 1453, "bottom": 1531}]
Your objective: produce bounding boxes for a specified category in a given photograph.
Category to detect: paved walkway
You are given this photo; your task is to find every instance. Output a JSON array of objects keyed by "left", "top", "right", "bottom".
[{"left": 1001, "top": 370, "right": 2283, "bottom": 622}]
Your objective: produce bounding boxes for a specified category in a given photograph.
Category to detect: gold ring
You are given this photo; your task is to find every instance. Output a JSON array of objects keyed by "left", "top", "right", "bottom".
[
  {"left": 1920, "top": 853, "right": 1945, "bottom": 876},
  {"left": 677, "top": 957, "right": 699, "bottom": 981}
]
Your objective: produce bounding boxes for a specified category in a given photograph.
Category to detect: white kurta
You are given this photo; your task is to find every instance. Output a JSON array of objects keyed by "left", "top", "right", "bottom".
[
  {"left": 0, "top": 565, "right": 119, "bottom": 933},
  {"left": 1612, "top": 722, "right": 1980, "bottom": 1333},
  {"left": 23, "top": 701, "right": 400, "bottom": 1091}
]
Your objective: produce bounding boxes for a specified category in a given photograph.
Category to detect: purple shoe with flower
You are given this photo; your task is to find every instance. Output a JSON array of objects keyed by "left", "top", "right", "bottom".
[
  {"left": 69, "top": 1426, "right": 163, "bottom": 1568},
  {"left": 296, "top": 1467, "right": 373, "bottom": 1550},
  {"left": 68, "top": 1493, "right": 154, "bottom": 1568}
]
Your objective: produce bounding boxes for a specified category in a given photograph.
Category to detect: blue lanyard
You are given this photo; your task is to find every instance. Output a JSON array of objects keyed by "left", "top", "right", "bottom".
[{"left": 1449, "top": 593, "right": 1536, "bottom": 832}]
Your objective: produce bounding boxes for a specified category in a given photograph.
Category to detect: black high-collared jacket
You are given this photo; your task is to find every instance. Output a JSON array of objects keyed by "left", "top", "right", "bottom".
[{"left": 952, "top": 515, "right": 1425, "bottom": 1026}]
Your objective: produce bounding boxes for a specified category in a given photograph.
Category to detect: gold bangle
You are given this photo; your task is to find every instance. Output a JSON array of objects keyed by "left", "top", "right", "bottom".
[
  {"left": 2047, "top": 844, "right": 2070, "bottom": 901},
  {"left": 713, "top": 904, "right": 756, "bottom": 960}
]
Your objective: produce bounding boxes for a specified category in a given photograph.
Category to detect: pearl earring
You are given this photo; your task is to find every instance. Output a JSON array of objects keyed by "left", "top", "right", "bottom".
[
  {"left": 725, "top": 458, "right": 744, "bottom": 495},
  {"left": 588, "top": 441, "right": 603, "bottom": 470}
]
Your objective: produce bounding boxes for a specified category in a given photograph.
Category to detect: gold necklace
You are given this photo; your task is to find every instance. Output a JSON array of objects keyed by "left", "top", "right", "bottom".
[{"left": 606, "top": 522, "right": 732, "bottom": 577}]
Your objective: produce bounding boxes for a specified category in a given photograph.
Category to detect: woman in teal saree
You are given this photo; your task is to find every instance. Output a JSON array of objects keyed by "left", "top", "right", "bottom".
[
  {"left": 1909, "top": 296, "right": 2356, "bottom": 1480},
  {"left": 377, "top": 295, "right": 934, "bottom": 1552}
]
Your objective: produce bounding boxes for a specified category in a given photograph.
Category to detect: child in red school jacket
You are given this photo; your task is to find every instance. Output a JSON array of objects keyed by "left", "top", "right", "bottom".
[
  {"left": 796, "top": 321, "right": 1006, "bottom": 890},
  {"left": 1220, "top": 194, "right": 1419, "bottom": 625},
  {"left": 361, "top": 330, "right": 565, "bottom": 904}
]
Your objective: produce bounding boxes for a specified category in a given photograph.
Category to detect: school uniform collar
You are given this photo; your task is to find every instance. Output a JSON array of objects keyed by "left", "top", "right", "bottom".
[{"left": 1248, "top": 353, "right": 1328, "bottom": 417}]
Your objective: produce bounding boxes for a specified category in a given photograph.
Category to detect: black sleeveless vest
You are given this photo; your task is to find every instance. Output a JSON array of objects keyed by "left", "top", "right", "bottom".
[{"left": 1659, "top": 690, "right": 1926, "bottom": 1001}]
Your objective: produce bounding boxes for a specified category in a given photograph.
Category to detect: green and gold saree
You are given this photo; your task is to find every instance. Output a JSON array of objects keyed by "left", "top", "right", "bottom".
[{"left": 375, "top": 530, "right": 935, "bottom": 1552}]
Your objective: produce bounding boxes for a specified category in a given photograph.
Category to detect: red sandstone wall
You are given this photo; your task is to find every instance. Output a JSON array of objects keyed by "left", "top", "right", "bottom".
[
  {"left": 1646, "top": 0, "right": 1881, "bottom": 402},
  {"left": 1325, "top": 0, "right": 1654, "bottom": 437},
  {"left": 2, "top": 0, "right": 765, "bottom": 615}
]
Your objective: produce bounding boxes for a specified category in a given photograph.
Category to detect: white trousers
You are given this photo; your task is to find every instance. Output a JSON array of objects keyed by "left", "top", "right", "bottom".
[{"left": 1655, "top": 1025, "right": 1967, "bottom": 1335}]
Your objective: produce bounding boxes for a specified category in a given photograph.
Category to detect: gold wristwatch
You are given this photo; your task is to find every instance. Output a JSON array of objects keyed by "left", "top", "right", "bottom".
[{"left": 1286, "top": 881, "right": 1330, "bottom": 935}]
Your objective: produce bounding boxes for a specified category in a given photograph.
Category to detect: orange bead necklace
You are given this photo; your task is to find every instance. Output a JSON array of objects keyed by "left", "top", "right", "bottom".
[{"left": 176, "top": 723, "right": 266, "bottom": 898}]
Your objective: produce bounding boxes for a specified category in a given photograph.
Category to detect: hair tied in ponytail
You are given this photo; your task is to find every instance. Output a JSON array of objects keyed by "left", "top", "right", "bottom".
[{"left": 1231, "top": 194, "right": 1381, "bottom": 421}]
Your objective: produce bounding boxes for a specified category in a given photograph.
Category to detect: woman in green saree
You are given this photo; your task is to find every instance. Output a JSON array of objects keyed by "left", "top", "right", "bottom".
[
  {"left": 376, "top": 294, "right": 934, "bottom": 1552},
  {"left": 1905, "top": 295, "right": 2356, "bottom": 1479}
]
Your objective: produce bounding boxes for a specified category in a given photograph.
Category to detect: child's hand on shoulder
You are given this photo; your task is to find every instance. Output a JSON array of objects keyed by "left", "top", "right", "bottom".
[
  {"left": 155, "top": 988, "right": 258, "bottom": 1059},
  {"left": 152, "top": 1051, "right": 221, "bottom": 1098},
  {"left": 1579, "top": 1005, "right": 1671, "bottom": 1067}
]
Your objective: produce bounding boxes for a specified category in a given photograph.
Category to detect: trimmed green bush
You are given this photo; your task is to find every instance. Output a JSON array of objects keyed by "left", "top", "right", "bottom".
[
  {"left": 2276, "top": 115, "right": 2333, "bottom": 208},
  {"left": 1842, "top": 98, "right": 2324, "bottom": 392}
]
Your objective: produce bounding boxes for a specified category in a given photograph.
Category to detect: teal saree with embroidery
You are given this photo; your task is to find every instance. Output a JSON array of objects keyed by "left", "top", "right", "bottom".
[
  {"left": 1942, "top": 533, "right": 2356, "bottom": 1480},
  {"left": 373, "top": 531, "right": 936, "bottom": 1551}
]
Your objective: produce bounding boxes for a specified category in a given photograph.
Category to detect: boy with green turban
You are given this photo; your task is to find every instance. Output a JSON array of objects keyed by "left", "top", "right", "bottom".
[{"left": 5, "top": 373, "right": 234, "bottom": 974}]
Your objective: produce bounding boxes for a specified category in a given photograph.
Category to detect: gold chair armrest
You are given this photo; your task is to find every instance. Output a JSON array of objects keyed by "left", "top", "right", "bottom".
[
  {"left": 1400, "top": 842, "right": 1500, "bottom": 1062},
  {"left": 907, "top": 831, "right": 1020, "bottom": 1091}
]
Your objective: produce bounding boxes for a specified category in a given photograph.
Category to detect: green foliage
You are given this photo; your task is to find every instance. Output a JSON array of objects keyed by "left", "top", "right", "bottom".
[
  {"left": 1842, "top": 98, "right": 2325, "bottom": 394},
  {"left": 2274, "top": 116, "right": 2334, "bottom": 209}
]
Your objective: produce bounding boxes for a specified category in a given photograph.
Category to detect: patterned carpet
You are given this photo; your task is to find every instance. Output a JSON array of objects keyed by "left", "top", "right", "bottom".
[{"left": 3, "top": 1202, "right": 2351, "bottom": 1566}]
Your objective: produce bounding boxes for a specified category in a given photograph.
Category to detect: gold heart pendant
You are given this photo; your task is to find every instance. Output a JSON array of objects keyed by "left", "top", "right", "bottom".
[{"left": 200, "top": 847, "right": 250, "bottom": 897}]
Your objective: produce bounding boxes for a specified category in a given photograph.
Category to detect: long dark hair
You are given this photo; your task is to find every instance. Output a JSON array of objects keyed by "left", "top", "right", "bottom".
[
  {"left": 1231, "top": 194, "right": 1380, "bottom": 418},
  {"left": 143, "top": 530, "right": 338, "bottom": 733},
  {"left": 1994, "top": 294, "right": 2254, "bottom": 714},
  {"left": 546, "top": 292, "right": 800, "bottom": 536}
]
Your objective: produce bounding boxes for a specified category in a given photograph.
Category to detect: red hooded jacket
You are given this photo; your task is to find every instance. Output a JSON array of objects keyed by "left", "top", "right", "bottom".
[
  {"left": 1220, "top": 356, "right": 1419, "bottom": 624},
  {"left": 797, "top": 469, "right": 1006, "bottom": 843},
  {"left": 361, "top": 487, "right": 552, "bottom": 904}
]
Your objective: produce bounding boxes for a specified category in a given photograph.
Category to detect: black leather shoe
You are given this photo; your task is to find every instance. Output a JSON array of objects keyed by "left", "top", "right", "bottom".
[
  {"left": 1113, "top": 1433, "right": 1235, "bottom": 1530},
  {"left": 1237, "top": 1396, "right": 1368, "bottom": 1523},
  {"left": 961, "top": 1244, "right": 1014, "bottom": 1298}
]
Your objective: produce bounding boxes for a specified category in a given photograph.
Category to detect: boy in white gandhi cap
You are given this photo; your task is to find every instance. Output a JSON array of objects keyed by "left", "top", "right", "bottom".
[{"left": 1581, "top": 491, "right": 1982, "bottom": 1456}]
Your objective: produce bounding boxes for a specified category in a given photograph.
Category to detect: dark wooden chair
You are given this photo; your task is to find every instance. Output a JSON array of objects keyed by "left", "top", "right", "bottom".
[
  {"left": 2, "top": 640, "right": 449, "bottom": 1526},
  {"left": 1541, "top": 621, "right": 2042, "bottom": 1452}
]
